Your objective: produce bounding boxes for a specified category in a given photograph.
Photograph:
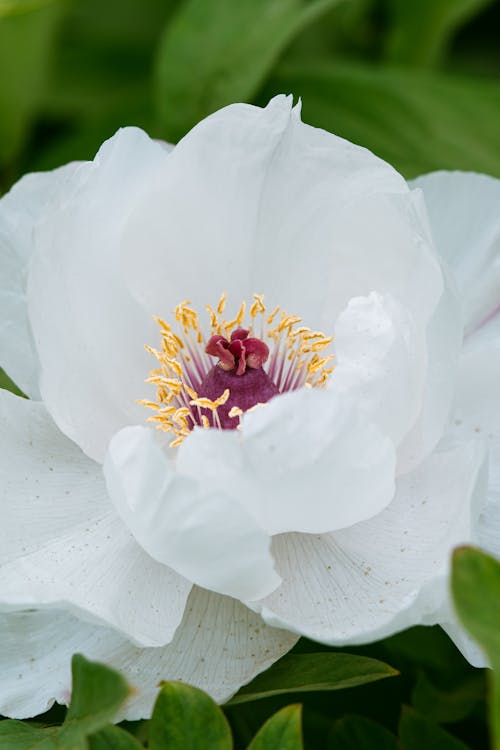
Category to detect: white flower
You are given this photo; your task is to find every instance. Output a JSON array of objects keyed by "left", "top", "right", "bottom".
[{"left": 0, "top": 95, "right": 497, "bottom": 718}]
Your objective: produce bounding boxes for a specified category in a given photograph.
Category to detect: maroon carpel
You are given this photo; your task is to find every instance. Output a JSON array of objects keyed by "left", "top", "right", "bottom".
[{"left": 200, "top": 328, "right": 279, "bottom": 428}]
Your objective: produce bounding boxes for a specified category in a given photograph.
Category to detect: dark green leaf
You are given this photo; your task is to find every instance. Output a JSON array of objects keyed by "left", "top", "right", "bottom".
[
  {"left": 452, "top": 546, "right": 500, "bottom": 750},
  {"left": 399, "top": 707, "right": 471, "bottom": 750},
  {"left": 227, "top": 653, "right": 398, "bottom": 705},
  {"left": 149, "top": 681, "right": 232, "bottom": 750},
  {"left": 88, "top": 725, "right": 144, "bottom": 750},
  {"left": 328, "top": 715, "right": 399, "bottom": 750},
  {"left": 154, "top": 0, "right": 342, "bottom": 142},
  {"left": 411, "top": 671, "right": 485, "bottom": 724},
  {"left": 384, "top": 0, "right": 496, "bottom": 67},
  {"left": 0, "top": 655, "right": 132, "bottom": 750},
  {"left": 247, "top": 704, "right": 303, "bottom": 750},
  {"left": 0, "top": 0, "right": 65, "bottom": 166},
  {"left": 266, "top": 61, "right": 500, "bottom": 178}
]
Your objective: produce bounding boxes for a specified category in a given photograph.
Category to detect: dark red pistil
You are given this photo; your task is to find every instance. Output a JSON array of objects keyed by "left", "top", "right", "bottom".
[{"left": 199, "top": 328, "right": 279, "bottom": 428}]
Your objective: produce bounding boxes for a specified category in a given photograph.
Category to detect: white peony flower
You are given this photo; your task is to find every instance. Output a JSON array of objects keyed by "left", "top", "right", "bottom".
[{"left": 0, "top": 95, "right": 497, "bottom": 718}]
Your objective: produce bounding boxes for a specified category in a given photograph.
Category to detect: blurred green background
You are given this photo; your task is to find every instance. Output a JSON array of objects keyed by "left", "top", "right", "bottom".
[{"left": 1, "top": 0, "right": 500, "bottom": 196}]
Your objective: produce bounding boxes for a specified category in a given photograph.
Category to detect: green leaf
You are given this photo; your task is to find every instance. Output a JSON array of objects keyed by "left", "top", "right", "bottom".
[
  {"left": 399, "top": 707, "right": 471, "bottom": 750},
  {"left": 149, "top": 681, "right": 232, "bottom": 750},
  {"left": 411, "top": 671, "right": 485, "bottom": 724},
  {"left": 154, "top": 0, "right": 342, "bottom": 142},
  {"left": 384, "top": 0, "right": 496, "bottom": 67},
  {"left": 227, "top": 653, "right": 398, "bottom": 705},
  {"left": 0, "top": 0, "right": 65, "bottom": 166},
  {"left": 452, "top": 546, "right": 500, "bottom": 750},
  {"left": 328, "top": 715, "right": 399, "bottom": 750},
  {"left": 247, "top": 705, "right": 303, "bottom": 750},
  {"left": 0, "top": 369, "right": 24, "bottom": 396},
  {"left": 266, "top": 61, "right": 500, "bottom": 178},
  {"left": 0, "top": 655, "right": 131, "bottom": 750},
  {"left": 88, "top": 726, "right": 144, "bottom": 750}
]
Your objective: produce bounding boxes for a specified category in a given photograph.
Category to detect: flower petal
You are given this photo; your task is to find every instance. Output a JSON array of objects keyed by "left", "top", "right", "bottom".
[
  {"left": 0, "top": 391, "right": 191, "bottom": 647},
  {"left": 0, "top": 164, "right": 79, "bottom": 398},
  {"left": 453, "top": 342, "right": 500, "bottom": 498},
  {"left": 104, "top": 425, "right": 280, "bottom": 601},
  {"left": 397, "top": 268, "right": 462, "bottom": 473},
  {"left": 412, "top": 170, "right": 500, "bottom": 336},
  {"left": 0, "top": 589, "right": 298, "bottom": 720},
  {"left": 121, "top": 98, "right": 442, "bottom": 333},
  {"left": 177, "top": 387, "right": 396, "bottom": 535},
  {"left": 331, "top": 292, "right": 426, "bottom": 447},
  {"left": 27, "top": 128, "right": 170, "bottom": 461},
  {"left": 254, "top": 435, "right": 486, "bottom": 644}
]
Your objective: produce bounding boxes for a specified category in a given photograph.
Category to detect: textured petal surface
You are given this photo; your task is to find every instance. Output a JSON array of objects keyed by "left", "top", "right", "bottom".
[
  {"left": 177, "top": 387, "right": 396, "bottom": 535},
  {"left": 452, "top": 345, "right": 500, "bottom": 509},
  {"left": 122, "top": 98, "right": 442, "bottom": 334},
  {"left": 28, "top": 128, "right": 169, "bottom": 461},
  {"left": 254, "top": 436, "right": 486, "bottom": 644},
  {"left": 0, "top": 164, "right": 80, "bottom": 397},
  {"left": 397, "top": 267, "right": 462, "bottom": 473},
  {"left": 331, "top": 292, "right": 426, "bottom": 447},
  {"left": 412, "top": 171, "right": 500, "bottom": 335},
  {"left": 0, "top": 391, "right": 191, "bottom": 647},
  {"left": 105, "top": 426, "right": 280, "bottom": 601},
  {"left": 0, "top": 588, "right": 298, "bottom": 720}
]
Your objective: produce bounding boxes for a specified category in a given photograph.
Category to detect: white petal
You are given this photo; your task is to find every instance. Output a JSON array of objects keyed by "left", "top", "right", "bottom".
[
  {"left": 331, "top": 292, "right": 426, "bottom": 447},
  {"left": 397, "top": 268, "right": 462, "bottom": 473},
  {"left": 0, "top": 589, "right": 298, "bottom": 720},
  {"left": 434, "top": 288, "right": 500, "bottom": 668},
  {"left": 0, "top": 164, "right": 80, "bottom": 397},
  {"left": 0, "top": 391, "right": 191, "bottom": 647},
  {"left": 178, "top": 387, "right": 396, "bottom": 535},
  {"left": 121, "top": 98, "right": 442, "bottom": 333},
  {"left": 254, "top": 436, "right": 486, "bottom": 644},
  {"left": 452, "top": 345, "right": 500, "bottom": 509},
  {"left": 412, "top": 170, "right": 500, "bottom": 336},
  {"left": 104, "top": 426, "right": 280, "bottom": 601},
  {"left": 27, "top": 128, "right": 169, "bottom": 461}
]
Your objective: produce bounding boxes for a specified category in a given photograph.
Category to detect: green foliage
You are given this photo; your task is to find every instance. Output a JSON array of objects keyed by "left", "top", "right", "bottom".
[
  {"left": 384, "top": 0, "right": 496, "bottom": 66},
  {"left": 399, "top": 707, "right": 471, "bottom": 750},
  {"left": 0, "top": 0, "right": 65, "bottom": 168},
  {"left": 88, "top": 726, "right": 143, "bottom": 750},
  {"left": 228, "top": 652, "right": 397, "bottom": 705},
  {"left": 0, "top": 655, "right": 131, "bottom": 749},
  {"left": 266, "top": 61, "right": 500, "bottom": 178},
  {"left": 148, "top": 682, "right": 232, "bottom": 750},
  {"left": 328, "top": 715, "right": 399, "bottom": 749},
  {"left": 154, "top": 0, "right": 341, "bottom": 142},
  {"left": 452, "top": 546, "right": 500, "bottom": 750},
  {"left": 246, "top": 705, "right": 303, "bottom": 750}
]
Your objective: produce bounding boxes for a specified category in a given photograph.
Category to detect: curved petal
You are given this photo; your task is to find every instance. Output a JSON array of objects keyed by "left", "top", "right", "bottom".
[
  {"left": 331, "top": 291, "right": 426, "bottom": 447},
  {"left": 177, "top": 387, "right": 396, "bottom": 535},
  {"left": 0, "top": 164, "right": 80, "bottom": 398},
  {"left": 254, "top": 435, "right": 486, "bottom": 645},
  {"left": 0, "top": 391, "right": 191, "bottom": 647},
  {"left": 397, "top": 267, "right": 462, "bottom": 473},
  {"left": 452, "top": 345, "right": 500, "bottom": 509},
  {"left": 104, "top": 425, "right": 280, "bottom": 601},
  {"left": 0, "top": 589, "right": 298, "bottom": 720},
  {"left": 27, "top": 128, "right": 170, "bottom": 462},
  {"left": 412, "top": 171, "right": 500, "bottom": 336},
  {"left": 121, "top": 98, "right": 442, "bottom": 334}
]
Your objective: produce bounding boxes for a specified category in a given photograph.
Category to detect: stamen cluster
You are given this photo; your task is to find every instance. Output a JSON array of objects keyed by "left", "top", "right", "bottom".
[{"left": 139, "top": 293, "right": 334, "bottom": 447}]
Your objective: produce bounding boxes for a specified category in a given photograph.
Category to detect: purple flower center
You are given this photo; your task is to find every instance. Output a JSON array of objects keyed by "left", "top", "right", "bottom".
[
  {"left": 140, "top": 294, "right": 334, "bottom": 447},
  {"left": 199, "top": 329, "right": 279, "bottom": 428}
]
